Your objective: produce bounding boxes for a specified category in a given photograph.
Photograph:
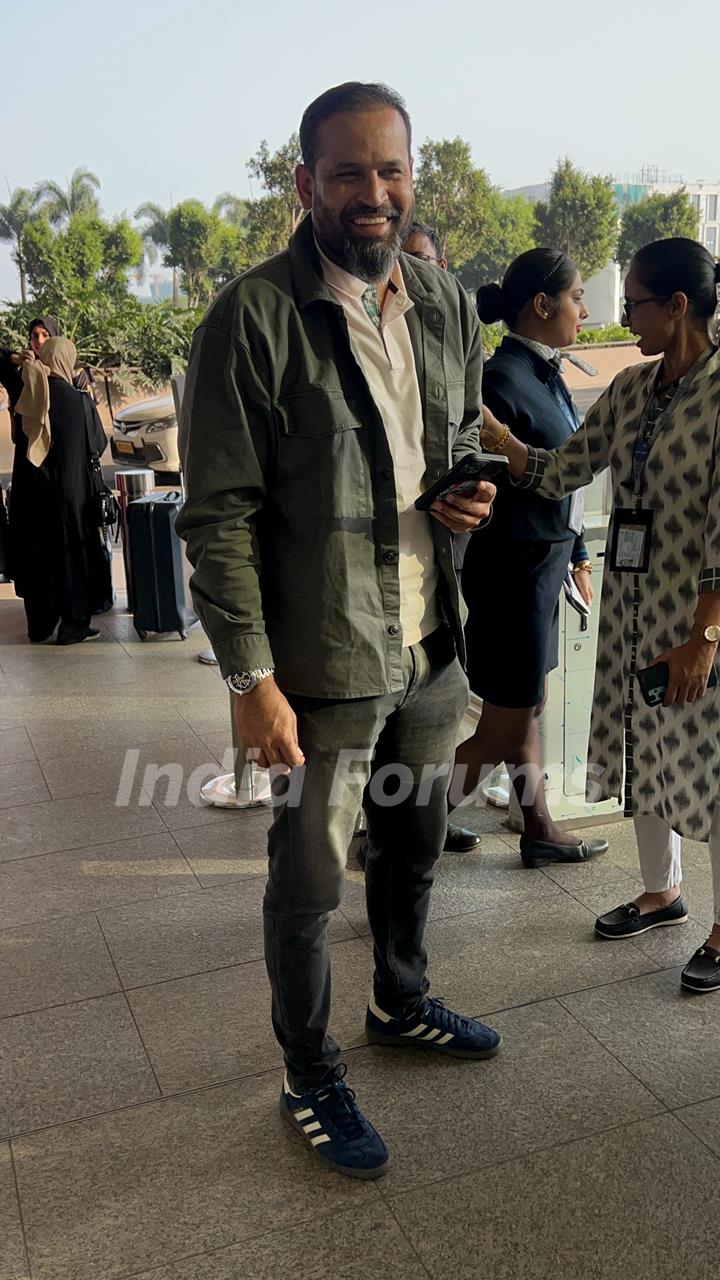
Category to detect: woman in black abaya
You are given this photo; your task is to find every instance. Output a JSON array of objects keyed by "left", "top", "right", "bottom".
[{"left": 13, "top": 337, "right": 111, "bottom": 643}]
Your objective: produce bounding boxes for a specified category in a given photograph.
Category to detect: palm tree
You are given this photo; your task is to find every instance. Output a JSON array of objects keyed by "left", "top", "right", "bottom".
[
  {"left": 135, "top": 201, "right": 179, "bottom": 306},
  {"left": 34, "top": 167, "right": 101, "bottom": 226},
  {"left": 213, "top": 193, "right": 250, "bottom": 228},
  {"left": 0, "top": 187, "right": 37, "bottom": 303}
]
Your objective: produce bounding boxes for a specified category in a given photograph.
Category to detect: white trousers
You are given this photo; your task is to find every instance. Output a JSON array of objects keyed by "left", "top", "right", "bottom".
[{"left": 634, "top": 810, "right": 720, "bottom": 923}]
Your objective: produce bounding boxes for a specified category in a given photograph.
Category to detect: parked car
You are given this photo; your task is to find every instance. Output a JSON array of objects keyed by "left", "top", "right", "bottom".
[{"left": 111, "top": 395, "right": 180, "bottom": 477}]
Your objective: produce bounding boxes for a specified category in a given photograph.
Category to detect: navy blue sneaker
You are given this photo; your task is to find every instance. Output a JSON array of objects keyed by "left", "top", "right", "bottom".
[
  {"left": 366, "top": 995, "right": 501, "bottom": 1059},
  {"left": 280, "top": 1064, "right": 389, "bottom": 1179}
]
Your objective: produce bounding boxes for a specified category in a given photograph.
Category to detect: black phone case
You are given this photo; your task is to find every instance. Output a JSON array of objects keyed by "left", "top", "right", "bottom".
[
  {"left": 414, "top": 452, "right": 509, "bottom": 512},
  {"left": 637, "top": 661, "right": 718, "bottom": 708}
]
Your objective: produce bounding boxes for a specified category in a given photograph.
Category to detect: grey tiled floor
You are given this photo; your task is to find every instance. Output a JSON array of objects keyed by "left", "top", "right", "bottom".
[{"left": 2, "top": 584, "right": 720, "bottom": 1280}]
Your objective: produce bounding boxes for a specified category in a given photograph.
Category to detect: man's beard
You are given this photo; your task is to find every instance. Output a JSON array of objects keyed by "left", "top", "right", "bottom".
[{"left": 314, "top": 200, "right": 413, "bottom": 283}]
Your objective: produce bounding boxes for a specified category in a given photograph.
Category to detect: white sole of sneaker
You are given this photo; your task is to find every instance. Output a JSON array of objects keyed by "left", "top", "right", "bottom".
[
  {"left": 680, "top": 976, "right": 720, "bottom": 993},
  {"left": 279, "top": 1099, "right": 390, "bottom": 1180},
  {"left": 595, "top": 914, "right": 688, "bottom": 939},
  {"left": 365, "top": 1029, "right": 501, "bottom": 1059}
]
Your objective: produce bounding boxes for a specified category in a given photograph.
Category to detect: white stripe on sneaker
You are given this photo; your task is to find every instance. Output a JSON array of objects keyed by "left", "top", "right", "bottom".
[
  {"left": 303, "top": 1121, "right": 322, "bottom": 1134},
  {"left": 311, "top": 1134, "right": 331, "bottom": 1146},
  {"left": 403, "top": 1022, "right": 428, "bottom": 1038},
  {"left": 368, "top": 995, "right": 394, "bottom": 1023},
  {"left": 294, "top": 1108, "right": 314, "bottom": 1121},
  {"left": 420, "top": 1028, "right": 442, "bottom": 1042},
  {"left": 436, "top": 1032, "right": 454, "bottom": 1045}
]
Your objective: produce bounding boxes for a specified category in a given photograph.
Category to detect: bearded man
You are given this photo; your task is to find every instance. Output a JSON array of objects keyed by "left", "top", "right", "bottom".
[{"left": 177, "top": 81, "right": 499, "bottom": 1180}]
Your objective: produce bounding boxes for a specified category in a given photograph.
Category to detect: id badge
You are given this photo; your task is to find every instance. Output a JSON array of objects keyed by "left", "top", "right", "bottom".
[{"left": 610, "top": 508, "right": 653, "bottom": 573}]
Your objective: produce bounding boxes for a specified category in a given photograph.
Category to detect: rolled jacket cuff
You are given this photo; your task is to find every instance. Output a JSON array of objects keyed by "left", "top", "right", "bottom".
[{"left": 209, "top": 632, "right": 275, "bottom": 681}]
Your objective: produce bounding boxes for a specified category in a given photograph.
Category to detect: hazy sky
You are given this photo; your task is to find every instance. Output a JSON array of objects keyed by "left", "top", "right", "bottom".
[{"left": 1, "top": 0, "right": 715, "bottom": 299}]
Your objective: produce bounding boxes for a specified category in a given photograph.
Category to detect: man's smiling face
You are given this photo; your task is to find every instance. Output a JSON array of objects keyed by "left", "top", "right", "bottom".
[{"left": 296, "top": 106, "right": 414, "bottom": 283}]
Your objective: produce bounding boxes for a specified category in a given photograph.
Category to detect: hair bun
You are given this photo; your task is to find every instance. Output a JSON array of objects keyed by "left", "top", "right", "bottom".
[{"left": 476, "top": 282, "right": 505, "bottom": 325}]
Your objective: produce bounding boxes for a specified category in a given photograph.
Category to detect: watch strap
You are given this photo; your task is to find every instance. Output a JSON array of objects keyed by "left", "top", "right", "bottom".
[{"left": 226, "top": 667, "right": 275, "bottom": 695}]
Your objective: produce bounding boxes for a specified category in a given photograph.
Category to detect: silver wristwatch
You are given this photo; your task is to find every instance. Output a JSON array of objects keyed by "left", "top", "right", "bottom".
[{"left": 226, "top": 667, "right": 275, "bottom": 695}]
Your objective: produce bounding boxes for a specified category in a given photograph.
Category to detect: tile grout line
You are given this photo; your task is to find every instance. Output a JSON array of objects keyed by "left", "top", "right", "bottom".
[
  {"left": 110, "top": 1196, "right": 388, "bottom": 1280},
  {"left": 167, "top": 828, "right": 214, "bottom": 891},
  {"left": 0, "top": 881, "right": 206, "bottom": 938},
  {"left": 8, "top": 1135, "right": 34, "bottom": 1280},
  {"left": 113, "top": 973, "right": 165, "bottom": 1102},
  {"left": 372, "top": 1102, "right": 674, "bottom": 1205},
  {"left": 382, "top": 1200, "right": 435, "bottom": 1279},
  {"left": 1, "top": 991, "right": 703, "bottom": 1148},
  {"left": 672, "top": 1105, "right": 720, "bottom": 1164},
  {"left": 554, "top": 988, "right": 680, "bottom": 1110}
]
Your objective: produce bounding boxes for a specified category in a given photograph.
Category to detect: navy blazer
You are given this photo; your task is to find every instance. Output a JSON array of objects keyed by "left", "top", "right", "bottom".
[{"left": 482, "top": 335, "right": 587, "bottom": 557}]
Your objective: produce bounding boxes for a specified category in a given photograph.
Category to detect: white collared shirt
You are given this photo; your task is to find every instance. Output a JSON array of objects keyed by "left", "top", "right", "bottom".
[{"left": 316, "top": 240, "right": 440, "bottom": 647}]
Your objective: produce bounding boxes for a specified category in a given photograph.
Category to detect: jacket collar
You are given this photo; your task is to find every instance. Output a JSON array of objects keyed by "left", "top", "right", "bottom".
[{"left": 288, "top": 212, "right": 443, "bottom": 311}]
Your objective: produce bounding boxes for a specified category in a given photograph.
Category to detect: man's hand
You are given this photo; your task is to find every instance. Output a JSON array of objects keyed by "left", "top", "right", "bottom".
[
  {"left": 654, "top": 639, "right": 717, "bottom": 707},
  {"left": 232, "top": 676, "right": 305, "bottom": 769},
  {"left": 430, "top": 479, "right": 496, "bottom": 534}
]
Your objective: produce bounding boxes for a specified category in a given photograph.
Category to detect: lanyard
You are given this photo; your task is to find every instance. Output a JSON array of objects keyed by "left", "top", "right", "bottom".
[
  {"left": 547, "top": 372, "right": 580, "bottom": 435},
  {"left": 628, "top": 347, "right": 716, "bottom": 498}
]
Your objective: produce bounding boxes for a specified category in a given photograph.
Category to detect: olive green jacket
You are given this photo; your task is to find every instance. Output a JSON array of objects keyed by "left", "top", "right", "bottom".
[{"left": 176, "top": 214, "right": 483, "bottom": 698}]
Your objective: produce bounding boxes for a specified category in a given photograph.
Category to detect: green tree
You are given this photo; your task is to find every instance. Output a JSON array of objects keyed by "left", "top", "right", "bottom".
[
  {"left": 414, "top": 137, "right": 495, "bottom": 269},
  {"left": 535, "top": 158, "right": 617, "bottom": 278},
  {"left": 135, "top": 201, "right": 180, "bottom": 306},
  {"left": 245, "top": 134, "right": 304, "bottom": 260},
  {"left": 207, "top": 220, "right": 250, "bottom": 287},
  {"left": 0, "top": 187, "right": 38, "bottom": 303},
  {"left": 616, "top": 189, "right": 699, "bottom": 268},
  {"left": 163, "top": 200, "right": 216, "bottom": 307},
  {"left": 213, "top": 193, "right": 251, "bottom": 228},
  {"left": 21, "top": 212, "right": 142, "bottom": 319},
  {"left": 33, "top": 166, "right": 101, "bottom": 226},
  {"left": 457, "top": 193, "right": 537, "bottom": 291}
]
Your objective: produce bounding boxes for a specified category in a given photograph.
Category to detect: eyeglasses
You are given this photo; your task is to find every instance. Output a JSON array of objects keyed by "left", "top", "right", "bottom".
[
  {"left": 408, "top": 251, "right": 439, "bottom": 264},
  {"left": 622, "top": 295, "right": 669, "bottom": 315}
]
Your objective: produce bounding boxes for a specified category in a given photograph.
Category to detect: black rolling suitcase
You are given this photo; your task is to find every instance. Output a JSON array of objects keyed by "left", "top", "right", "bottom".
[{"left": 127, "top": 492, "right": 195, "bottom": 640}]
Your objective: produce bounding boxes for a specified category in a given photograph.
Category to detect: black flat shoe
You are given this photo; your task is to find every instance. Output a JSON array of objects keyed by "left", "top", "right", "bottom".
[
  {"left": 681, "top": 942, "right": 720, "bottom": 992},
  {"left": 595, "top": 896, "right": 688, "bottom": 939},
  {"left": 519, "top": 834, "right": 609, "bottom": 868},
  {"left": 444, "top": 822, "right": 481, "bottom": 854}
]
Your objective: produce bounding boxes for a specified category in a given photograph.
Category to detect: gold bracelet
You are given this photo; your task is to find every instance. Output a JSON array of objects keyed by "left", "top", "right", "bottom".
[
  {"left": 571, "top": 561, "right": 593, "bottom": 575},
  {"left": 486, "top": 424, "right": 510, "bottom": 452}
]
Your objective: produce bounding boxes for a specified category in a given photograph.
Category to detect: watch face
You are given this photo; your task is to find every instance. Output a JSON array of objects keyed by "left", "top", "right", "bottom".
[
  {"left": 705, "top": 625, "right": 720, "bottom": 643},
  {"left": 228, "top": 672, "right": 254, "bottom": 693}
]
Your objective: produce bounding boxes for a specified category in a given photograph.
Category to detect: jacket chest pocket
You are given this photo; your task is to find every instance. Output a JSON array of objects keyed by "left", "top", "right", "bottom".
[{"left": 275, "top": 392, "right": 374, "bottom": 519}]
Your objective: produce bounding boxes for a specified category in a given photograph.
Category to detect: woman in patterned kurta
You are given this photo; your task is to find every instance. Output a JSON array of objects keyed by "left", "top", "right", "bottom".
[{"left": 480, "top": 239, "right": 720, "bottom": 994}]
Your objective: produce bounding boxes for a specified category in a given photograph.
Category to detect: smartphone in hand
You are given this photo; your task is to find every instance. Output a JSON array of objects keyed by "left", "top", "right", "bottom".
[{"left": 415, "top": 452, "right": 508, "bottom": 512}]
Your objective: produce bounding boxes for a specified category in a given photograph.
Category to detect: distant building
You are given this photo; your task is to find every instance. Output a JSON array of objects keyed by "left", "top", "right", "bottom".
[{"left": 648, "top": 179, "right": 720, "bottom": 258}]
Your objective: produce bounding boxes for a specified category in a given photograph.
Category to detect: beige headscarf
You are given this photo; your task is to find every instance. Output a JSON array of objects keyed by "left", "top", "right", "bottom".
[{"left": 16, "top": 337, "right": 78, "bottom": 467}]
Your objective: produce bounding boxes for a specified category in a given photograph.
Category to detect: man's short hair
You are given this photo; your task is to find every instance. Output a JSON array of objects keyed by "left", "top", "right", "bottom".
[
  {"left": 299, "top": 82, "right": 412, "bottom": 171},
  {"left": 406, "top": 222, "right": 442, "bottom": 259}
]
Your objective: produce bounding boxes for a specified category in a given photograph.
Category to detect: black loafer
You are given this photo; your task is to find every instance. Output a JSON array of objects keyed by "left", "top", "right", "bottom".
[
  {"left": 519, "top": 834, "right": 608, "bottom": 868},
  {"left": 595, "top": 896, "right": 688, "bottom": 939},
  {"left": 444, "top": 822, "right": 481, "bottom": 854},
  {"left": 681, "top": 942, "right": 720, "bottom": 992}
]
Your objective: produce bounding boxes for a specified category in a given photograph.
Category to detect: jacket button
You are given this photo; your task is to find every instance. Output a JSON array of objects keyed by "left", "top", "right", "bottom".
[
  {"left": 388, "top": 623, "right": 401, "bottom": 636},
  {"left": 381, "top": 468, "right": 393, "bottom": 481},
  {"left": 383, "top": 551, "right": 398, "bottom": 564}
]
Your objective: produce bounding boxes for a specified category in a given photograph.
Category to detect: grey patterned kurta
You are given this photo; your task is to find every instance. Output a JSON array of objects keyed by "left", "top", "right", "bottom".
[{"left": 519, "top": 347, "right": 720, "bottom": 841}]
